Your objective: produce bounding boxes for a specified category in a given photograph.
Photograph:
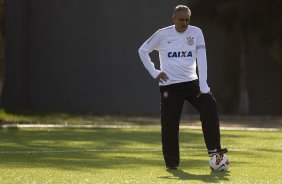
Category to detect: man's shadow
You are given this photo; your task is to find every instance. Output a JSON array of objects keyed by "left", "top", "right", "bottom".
[{"left": 159, "top": 169, "right": 230, "bottom": 183}]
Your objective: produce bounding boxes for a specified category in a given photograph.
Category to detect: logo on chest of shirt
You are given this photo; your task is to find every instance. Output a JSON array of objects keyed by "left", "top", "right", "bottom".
[
  {"left": 187, "top": 37, "right": 194, "bottom": 46},
  {"left": 168, "top": 51, "right": 193, "bottom": 58}
]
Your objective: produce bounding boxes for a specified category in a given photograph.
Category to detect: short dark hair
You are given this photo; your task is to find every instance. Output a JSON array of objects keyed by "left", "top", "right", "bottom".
[{"left": 173, "top": 5, "right": 191, "bottom": 16}]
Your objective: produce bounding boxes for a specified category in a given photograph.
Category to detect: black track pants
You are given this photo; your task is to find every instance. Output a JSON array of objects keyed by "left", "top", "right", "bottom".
[{"left": 160, "top": 80, "right": 221, "bottom": 167}]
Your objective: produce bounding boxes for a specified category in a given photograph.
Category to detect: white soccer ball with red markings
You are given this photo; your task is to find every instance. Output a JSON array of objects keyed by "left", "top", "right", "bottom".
[{"left": 209, "top": 154, "right": 229, "bottom": 171}]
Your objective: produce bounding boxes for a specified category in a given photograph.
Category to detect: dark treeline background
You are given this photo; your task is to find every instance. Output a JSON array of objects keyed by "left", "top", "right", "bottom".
[{"left": 1, "top": 0, "right": 282, "bottom": 115}]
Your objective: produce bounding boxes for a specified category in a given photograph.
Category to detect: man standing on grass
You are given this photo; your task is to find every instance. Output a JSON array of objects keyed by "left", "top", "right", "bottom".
[{"left": 138, "top": 5, "right": 228, "bottom": 170}]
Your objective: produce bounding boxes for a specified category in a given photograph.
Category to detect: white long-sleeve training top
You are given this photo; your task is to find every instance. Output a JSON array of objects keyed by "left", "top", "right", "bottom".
[{"left": 138, "top": 25, "right": 210, "bottom": 93}]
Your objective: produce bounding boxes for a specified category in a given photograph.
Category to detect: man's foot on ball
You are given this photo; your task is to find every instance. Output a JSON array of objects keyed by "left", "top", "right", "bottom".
[
  {"left": 208, "top": 148, "right": 228, "bottom": 157},
  {"left": 217, "top": 148, "right": 228, "bottom": 155}
]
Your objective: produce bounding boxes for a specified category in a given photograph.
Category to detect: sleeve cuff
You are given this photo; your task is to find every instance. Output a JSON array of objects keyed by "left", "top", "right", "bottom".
[
  {"left": 200, "top": 84, "right": 210, "bottom": 93},
  {"left": 152, "top": 70, "right": 161, "bottom": 79}
]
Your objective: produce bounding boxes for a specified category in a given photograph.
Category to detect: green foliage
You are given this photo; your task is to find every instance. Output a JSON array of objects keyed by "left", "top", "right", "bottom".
[{"left": 0, "top": 108, "right": 160, "bottom": 125}]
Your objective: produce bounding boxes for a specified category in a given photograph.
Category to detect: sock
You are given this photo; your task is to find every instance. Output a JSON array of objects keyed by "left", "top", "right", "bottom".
[{"left": 208, "top": 149, "right": 217, "bottom": 157}]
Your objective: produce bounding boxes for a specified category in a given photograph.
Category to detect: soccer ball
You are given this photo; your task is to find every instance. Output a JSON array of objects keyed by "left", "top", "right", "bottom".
[{"left": 209, "top": 154, "right": 229, "bottom": 171}]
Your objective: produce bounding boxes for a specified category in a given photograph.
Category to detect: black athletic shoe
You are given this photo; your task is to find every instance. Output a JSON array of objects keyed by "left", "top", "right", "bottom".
[
  {"left": 208, "top": 148, "right": 228, "bottom": 157},
  {"left": 166, "top": 166, "right": 178, "bottom": 171},
  {"left": 217, "top": 148, "right": 228, "bottom": 154}
]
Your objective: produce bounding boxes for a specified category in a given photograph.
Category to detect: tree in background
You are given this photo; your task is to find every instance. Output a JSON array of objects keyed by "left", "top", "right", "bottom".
[
  {"left": 0, "top": 0, "right": 4, "bottom": 97},
  {"left": 190, "top": 0, "right": 282, "bottom": 114}
]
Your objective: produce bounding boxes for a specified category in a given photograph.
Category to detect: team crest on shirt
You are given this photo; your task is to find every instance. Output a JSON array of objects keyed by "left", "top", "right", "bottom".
[
  {"left": 163, "top": 91, "right": 169, "bottom": 99},
  {"left": 187, "top": 37, "right": 194, "bottom": 46}
]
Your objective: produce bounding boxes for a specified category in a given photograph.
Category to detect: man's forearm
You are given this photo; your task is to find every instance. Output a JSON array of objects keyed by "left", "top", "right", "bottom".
[{"left": 138, "top": 47, "right": 161, "bottom": 79}]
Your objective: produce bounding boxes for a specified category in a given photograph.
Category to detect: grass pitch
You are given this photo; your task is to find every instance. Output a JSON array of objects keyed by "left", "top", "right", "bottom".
[{"left": 0, "top": 127, "right": 281, "bottom": 184}]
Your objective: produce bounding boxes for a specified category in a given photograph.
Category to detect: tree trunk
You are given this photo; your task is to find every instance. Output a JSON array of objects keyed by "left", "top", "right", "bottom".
[
  {"left": 237, "top": 26, "right": 249, "bottom": 114},
  {"left": 0, "top": 0, "right": 5, "bottom": 98}
]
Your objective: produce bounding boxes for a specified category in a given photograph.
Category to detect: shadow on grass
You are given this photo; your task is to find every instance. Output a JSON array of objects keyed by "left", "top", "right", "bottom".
[
  {"left": 0, "top": 128, "right": 274, "bottom": 172},
  {"left": 0, "top": 128, "right": 207, "bottom": 152},
  {"left": 0, "top": 128, "right": 204, "bottom": 171},
  {"left": 160, "top": 169, "right": 230, "bottom": 183}
]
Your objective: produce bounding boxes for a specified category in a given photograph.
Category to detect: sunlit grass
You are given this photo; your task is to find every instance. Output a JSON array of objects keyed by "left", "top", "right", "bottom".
[{"left": 0, "top": 127, "right": 281, "bottom": 183}]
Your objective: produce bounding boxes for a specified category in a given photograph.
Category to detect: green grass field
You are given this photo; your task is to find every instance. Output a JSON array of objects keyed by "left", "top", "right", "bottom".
[{"left": 0, "top": 127, "right": 281, "bottom": 184}]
